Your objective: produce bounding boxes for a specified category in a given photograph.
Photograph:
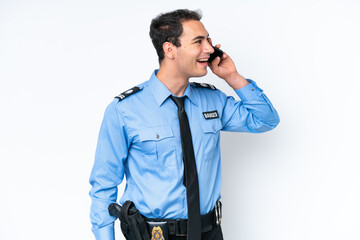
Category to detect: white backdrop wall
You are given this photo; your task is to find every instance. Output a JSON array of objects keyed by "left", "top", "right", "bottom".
[{"left": 0, "top": 0, "right": 359, "bottom": 239}]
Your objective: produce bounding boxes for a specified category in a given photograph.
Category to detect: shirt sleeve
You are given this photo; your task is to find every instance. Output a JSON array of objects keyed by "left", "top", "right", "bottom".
[
  {"left": 221, "top": 79, "right": 280, "bottom": 133},
  {"left": 89, "top": 101, "right": 129, "bottom": 239}
]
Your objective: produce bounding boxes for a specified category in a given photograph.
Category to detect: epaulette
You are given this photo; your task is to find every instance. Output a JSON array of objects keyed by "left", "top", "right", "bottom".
[
  {"left": 115, "top": 86, "right": 142, "bottom": 101},
  {"left": 191, "top": 82, "right": 217, "bottom": 90}
]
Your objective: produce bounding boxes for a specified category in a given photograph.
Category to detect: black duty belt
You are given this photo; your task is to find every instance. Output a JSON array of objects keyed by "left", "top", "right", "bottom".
[
  {"left": 108, "top": 200, "right": 222, "bottom": 240},
  {"left": 144, "top": 201, "right": 222, "bottom": 237}
]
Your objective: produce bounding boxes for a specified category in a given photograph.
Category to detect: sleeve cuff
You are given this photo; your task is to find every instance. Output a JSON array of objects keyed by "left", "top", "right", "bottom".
[
  {"left": 92, "top": 222, "right": 114, "bottom": 240},
  {"left": 234, "top": 79, "right": 263, "bottom": 101}
]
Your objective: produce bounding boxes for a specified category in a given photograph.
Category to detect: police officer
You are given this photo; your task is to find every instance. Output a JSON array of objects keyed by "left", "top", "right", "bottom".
[{"left": 89, "top": 9, "right": 279, "bottom": 240}]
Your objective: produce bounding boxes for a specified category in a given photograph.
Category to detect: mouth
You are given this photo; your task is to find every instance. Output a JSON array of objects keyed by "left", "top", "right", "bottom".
[{"left": 197, "top": 58, "right": 209, "bottom": 67}]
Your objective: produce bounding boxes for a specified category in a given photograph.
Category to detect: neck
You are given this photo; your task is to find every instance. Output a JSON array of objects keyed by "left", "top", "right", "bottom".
[{"left": 156, "top": 63, "right": 189, "bottom": 97}]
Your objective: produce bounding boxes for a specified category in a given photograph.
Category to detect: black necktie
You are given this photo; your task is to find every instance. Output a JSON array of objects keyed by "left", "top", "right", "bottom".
[{"left": 170, "top": 95, "right": 201, "bottom": 240}]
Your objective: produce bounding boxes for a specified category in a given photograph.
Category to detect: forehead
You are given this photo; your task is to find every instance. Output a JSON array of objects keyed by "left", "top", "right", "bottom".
[{"left": 180, "top": 20, "right": 209, "bottom": 41}]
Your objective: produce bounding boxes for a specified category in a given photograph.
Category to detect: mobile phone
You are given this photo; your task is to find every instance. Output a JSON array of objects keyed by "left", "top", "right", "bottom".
[{"left": 208, "top": 46, "right": 223, "bottom": 63}]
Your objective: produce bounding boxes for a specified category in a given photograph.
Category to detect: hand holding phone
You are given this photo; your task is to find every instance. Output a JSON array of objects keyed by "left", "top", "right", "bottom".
[{"left": 208, "top": 46, "right": 223, "bottom": 63}]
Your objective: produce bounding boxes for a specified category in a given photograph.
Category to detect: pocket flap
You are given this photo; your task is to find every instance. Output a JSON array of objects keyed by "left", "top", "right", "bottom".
[
  {"left": 139, "top": 125, "right": 174, "bottom": 141},
  {"left": 201, "top": 119, "right": 223, "bottom": 133}
]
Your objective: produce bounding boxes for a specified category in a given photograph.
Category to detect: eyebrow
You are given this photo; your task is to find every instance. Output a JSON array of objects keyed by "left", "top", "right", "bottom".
[{"left": 192, "top": 34, "right": 209, "bottom": 41}]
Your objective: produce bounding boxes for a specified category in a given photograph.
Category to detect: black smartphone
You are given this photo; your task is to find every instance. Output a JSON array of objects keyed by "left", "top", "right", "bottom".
[{"left": 208, "top": 46, "right": 223, "bottom": 63}]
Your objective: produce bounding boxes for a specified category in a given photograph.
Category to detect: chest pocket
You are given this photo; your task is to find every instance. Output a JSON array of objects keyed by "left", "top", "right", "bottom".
[
  {"left": 200, "top": 119, "right": 222, "bottom": 162},
  {"left": 201, "top": 118, "right": 223, "bottom": 133},
  {"left": 138, "top": 125, "right": 177, "bottom": 167}
]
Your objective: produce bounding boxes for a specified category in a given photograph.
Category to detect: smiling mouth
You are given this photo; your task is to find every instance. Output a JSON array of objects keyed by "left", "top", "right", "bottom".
[
  {"left": 197, "top": 59, "right": 209, "bottom": 67},
  {"left": 197, "top": 58, "right": 209, "bottom": 63}
]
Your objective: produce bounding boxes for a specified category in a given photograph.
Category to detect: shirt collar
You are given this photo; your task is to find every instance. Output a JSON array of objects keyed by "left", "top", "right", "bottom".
[{"left": 149, "top": 69, "right": 198, "bottom": 107}]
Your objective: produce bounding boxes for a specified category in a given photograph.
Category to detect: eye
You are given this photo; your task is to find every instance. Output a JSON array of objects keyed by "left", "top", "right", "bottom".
[{"left": 195, "top": 40, "right": 201, "bottom": 44}]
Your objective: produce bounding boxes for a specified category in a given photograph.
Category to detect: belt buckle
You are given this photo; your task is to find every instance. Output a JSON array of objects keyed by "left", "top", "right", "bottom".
[{"left": 175, "top": 219, "right": 187, "bottom": 237}]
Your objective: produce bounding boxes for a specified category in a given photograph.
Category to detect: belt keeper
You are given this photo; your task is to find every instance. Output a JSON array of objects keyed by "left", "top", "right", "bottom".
[
  {"left": 215, "top": 204, "right": 219, "bottom": 225},
  {"left": 219, "top": 201, "right": 222, "bottom": 225},
  {"left": 176, "top": 219, "right": 187, "bottom": 236},
  {"left": 168, "top": 221, "right": 176, "bottom": 235},
  {"left": 215, "top": 201, "right": 222, "bottom": 226}
]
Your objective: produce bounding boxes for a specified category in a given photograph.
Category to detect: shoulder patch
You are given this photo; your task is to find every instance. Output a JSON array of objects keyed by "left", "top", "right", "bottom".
[
  {"left": 191, "top": 82, "right": 217, "bottom": 90},
  {"left": 115, "top": 86, "right": 142, "bottom": 101}
]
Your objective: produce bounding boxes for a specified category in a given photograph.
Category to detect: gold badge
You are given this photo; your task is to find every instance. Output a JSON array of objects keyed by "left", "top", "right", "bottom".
[{"left": 151, "top": 226, "right": 164, "bottom": 240}]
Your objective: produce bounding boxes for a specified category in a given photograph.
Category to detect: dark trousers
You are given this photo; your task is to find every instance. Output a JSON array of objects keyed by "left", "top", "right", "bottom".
[{"left": 169, "top": 224, "right": 224, "bottom": 240}]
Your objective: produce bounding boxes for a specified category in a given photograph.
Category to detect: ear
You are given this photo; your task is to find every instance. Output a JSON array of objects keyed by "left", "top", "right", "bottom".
[{"left": 162, "top": 42, "right": 176, "bottom": 60}]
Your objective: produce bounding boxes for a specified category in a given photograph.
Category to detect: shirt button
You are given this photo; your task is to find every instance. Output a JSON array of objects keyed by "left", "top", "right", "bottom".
[
  {"left": 251, "top": 88, "right": 255, "bottom": 91},
  {"left": 156, "top": 134, "right": 159, "bottom": 139}
]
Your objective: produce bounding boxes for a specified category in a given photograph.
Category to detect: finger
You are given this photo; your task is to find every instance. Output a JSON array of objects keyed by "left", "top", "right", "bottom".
[
  {"left": 209, "top": 57, "right": 220, "bottom": 71},
  {"left": 215, "top": 44, "right": 221, "bottom": 48},
  {"left": 213, "top": 56, "right": 221, "bottom": 66}
]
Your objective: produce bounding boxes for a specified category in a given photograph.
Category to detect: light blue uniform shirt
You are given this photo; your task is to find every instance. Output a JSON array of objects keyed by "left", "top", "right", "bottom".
[{"left": 89, "top": 69, "right": 279, "bottom": 239}]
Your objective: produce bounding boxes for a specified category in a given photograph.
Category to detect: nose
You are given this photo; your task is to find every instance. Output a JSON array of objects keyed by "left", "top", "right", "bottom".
[{"left": 203, "top": 40, "right": 214, "bottom": 54}]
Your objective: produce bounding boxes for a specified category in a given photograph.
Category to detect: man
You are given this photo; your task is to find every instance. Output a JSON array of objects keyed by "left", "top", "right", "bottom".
[{"left": 89, "top": 9, "right": 279, "bottom": 240}]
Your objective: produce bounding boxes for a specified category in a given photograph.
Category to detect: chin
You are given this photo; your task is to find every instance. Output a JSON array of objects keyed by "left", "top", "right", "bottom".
[{"left": 192, "top": 69, "right": 208, "bottom": 78}]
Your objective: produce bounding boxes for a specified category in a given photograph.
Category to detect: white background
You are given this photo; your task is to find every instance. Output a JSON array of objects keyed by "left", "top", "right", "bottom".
[{"left": 1, "top": 0, "right": 359, "bottom": 239}]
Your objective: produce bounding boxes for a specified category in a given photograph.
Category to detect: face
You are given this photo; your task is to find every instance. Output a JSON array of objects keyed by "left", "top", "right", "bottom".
[{"left": 173, "top": 20, "right": 214, "bottom": 79}]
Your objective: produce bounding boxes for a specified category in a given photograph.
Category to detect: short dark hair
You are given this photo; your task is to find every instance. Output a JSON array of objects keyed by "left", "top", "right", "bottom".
[{"left": 149, "top": 9, "right": 202, "bottom": 64}]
